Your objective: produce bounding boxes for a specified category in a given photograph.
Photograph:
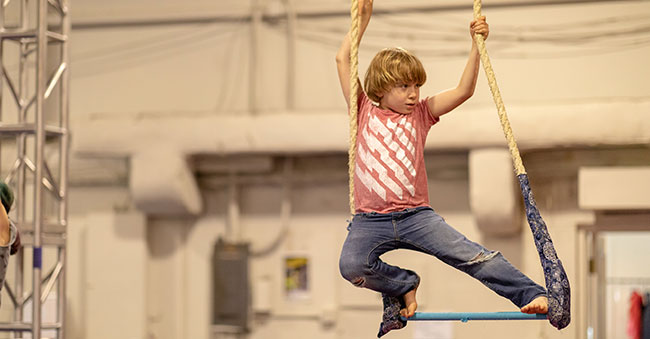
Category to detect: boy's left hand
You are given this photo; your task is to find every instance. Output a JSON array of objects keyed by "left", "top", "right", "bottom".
[
  {"left": 470, "top": 16, "right": 489, "bottom": 40},
  {"left": 359, "top": 0, "right": 373, "bottom": 26}
]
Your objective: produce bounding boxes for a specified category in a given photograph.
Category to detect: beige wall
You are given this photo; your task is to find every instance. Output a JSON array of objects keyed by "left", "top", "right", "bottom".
[
  {"left": 4, "top": 1, "right": 647, "bottom": 339},
  {"left": 56, "top": 149, "right": 650, "bottom": 339},
  {"left": 70, "top": 1, "right": 650, "bottom": 118}
]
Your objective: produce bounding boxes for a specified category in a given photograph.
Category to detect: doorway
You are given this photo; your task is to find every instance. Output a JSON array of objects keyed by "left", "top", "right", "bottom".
[{"left": 578, "top": 211, "right": 650, "bottom": 339}]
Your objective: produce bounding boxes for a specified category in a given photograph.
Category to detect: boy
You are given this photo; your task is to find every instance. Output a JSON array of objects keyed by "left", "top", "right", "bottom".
[{"left": 336, "top": 1, "right": 548, "bottom": 336}]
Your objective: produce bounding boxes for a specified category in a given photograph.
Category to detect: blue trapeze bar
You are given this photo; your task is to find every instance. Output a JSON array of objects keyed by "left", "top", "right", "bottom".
[{"left": 405, "top": 312, "right": 547, "bottom": 322}]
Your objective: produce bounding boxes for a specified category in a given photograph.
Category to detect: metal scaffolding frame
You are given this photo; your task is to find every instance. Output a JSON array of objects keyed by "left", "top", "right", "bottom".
[{"left": 0, "top": 0, "right": 69, "bottom": 338}]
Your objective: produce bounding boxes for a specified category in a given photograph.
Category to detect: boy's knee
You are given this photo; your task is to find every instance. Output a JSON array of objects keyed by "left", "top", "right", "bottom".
[
  {"left": 459, "top": 250, "right": 500, "bottom": 267},
  {"left": 339, "top": 256, "right": 368, "bottom": 287}
]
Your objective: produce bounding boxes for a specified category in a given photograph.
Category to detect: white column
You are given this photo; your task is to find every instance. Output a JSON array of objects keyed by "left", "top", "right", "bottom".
[{"left": 469, "top": 148, "right": 521, "bottom": 236}]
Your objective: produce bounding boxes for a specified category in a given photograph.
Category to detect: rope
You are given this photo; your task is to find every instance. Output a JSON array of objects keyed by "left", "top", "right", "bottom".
[
  {"left": 473, "top": 1, "right": 571, "bottom": 329},
  {"left": 472, "top": 0, "right": 525, "bottom": 176},
  {"left": 348, "top": 0, "right": 360, "bottom": 214}
]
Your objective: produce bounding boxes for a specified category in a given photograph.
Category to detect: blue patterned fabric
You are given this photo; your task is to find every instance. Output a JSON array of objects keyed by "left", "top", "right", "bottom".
[
  {"left": 377, "top": 294, "right": 407, "bottom": 337},
  {"left": 517, "top": 173, "right": 571, "bottom": 330}
]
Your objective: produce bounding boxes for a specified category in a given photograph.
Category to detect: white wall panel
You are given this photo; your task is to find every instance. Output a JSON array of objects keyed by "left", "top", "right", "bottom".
[
  {"left": 74, "top": 212, "right": 147, "bottom": 339},
  {"left": 59, "top": 1, "right": 650, "bottom": 339},
  {"left": 579, "top": 167, "right": 650, "bottom": 210}
]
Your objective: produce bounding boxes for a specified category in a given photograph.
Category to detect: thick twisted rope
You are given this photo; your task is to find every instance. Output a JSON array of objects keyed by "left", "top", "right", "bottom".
[
  {"left": 348, "top": 0, "right": 360, "bottom": 214},
  {"left": 471, "top": 1, "right": 525, "bottom": 175},
  {"left": 473, "top": 0, "right": 571, "bottom": 330}
]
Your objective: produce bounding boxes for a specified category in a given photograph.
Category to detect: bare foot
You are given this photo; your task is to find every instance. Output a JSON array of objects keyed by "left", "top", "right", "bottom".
[
  {"left": 521, "top": 296, "right": 548, "bottom": 314},
  {"left": 399, "top": 285, "right": 418, "bottom": 318}
]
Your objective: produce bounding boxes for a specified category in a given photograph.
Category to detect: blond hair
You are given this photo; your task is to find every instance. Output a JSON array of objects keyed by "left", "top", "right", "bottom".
[{"left": 364, "top": 47, "right": 427, "bottom": 103}]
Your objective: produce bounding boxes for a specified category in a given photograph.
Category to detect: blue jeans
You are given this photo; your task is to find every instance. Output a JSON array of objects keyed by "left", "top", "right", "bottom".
[{"left": 338, "top": 207, "right": 546, "bottom": 308}]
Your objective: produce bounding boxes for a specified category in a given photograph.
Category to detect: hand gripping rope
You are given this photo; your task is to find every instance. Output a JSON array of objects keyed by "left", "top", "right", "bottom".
[
  {"left": 348, "top": 0, "right": 360, "bottom": 215},
  {"left": 347, "top": 0, "right": 571, "bottom": 330},
  {"left": 471, "top": 0, "right": 571, "bottom": 330}
]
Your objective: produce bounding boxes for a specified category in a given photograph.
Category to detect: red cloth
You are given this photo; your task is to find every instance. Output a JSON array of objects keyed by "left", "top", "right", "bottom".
[{"left": 629, "top": 291, "right": 643, "bottom": 339}]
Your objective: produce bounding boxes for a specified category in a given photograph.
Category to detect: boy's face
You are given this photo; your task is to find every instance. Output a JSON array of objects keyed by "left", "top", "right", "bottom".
[{"left": 378, "top": 82, "right": 420, "bottom": 114}]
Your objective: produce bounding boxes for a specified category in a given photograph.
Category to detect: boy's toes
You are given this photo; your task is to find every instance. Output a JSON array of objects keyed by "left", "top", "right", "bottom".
[
  {"left": 406, "top": 304, "right": 417, "bottom": 317},
  {"left": 520, "top": 304, "right": 536, "bottom": 314},
  {"left": 520, "top": 296, "right": 549, "bottom": 314},
  {"left": 525, "top": 305, "right": 542, "bottom": 314},
  {"left": 538, "top": 304, "right": 548, "bottom": 314},
  {"left": 399, "top": 305, "right": 417, "bottom": 318}
]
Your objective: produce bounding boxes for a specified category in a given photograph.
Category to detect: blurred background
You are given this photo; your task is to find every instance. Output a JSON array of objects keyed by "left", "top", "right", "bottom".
[{"left": 0, "top": 0, "right": 649, "bottom": 338}]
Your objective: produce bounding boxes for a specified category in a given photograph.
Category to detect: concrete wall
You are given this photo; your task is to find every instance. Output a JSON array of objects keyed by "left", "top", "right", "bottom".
[
  {"left": 2, "top": 1, "right": 649, "bottom": 339},
  {"left": 54, "top": 148, "right": 650, "bottom": 339}
]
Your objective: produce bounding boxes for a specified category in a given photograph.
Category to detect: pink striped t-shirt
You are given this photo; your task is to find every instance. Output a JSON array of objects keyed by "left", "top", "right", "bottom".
[{"left": 354, "top": 91, "right": 439, "bottom": 213}]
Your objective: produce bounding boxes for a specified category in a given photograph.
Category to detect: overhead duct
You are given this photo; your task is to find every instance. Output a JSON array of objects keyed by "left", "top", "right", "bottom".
[
  {"left": 130, "top": 149, "right": 202, "bottom": 215},
  {"left": 469, "top": 148, "right": 521, "bottom": 236},
  {"left": 579, "top": 166, "right": 650, "bottom": 210},
  {"left": 75, "top": 100, "right": 650, "bottom": 155},
  {"left": 74, "top": 99, "right": 650, "bottom": 216}
]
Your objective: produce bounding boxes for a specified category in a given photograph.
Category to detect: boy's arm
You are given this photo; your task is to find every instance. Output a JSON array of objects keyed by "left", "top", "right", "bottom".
[
  {"left": 427, "top": 16, "right": 489, "bottom": 118},
  {"left": 336, "top": 0, "right": 373, "bottom": 108}
]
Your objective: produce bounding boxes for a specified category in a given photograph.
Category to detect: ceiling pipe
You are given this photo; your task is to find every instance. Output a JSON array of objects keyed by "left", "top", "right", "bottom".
[
  {"left": 70, "top": 0, "right": 637, "bottom": 29},
  {"left": 249, "top": 0, "right": 263, "bottom": 115},
  {"left": 284, "top": 0, "right": 297, "bottom": 111}
]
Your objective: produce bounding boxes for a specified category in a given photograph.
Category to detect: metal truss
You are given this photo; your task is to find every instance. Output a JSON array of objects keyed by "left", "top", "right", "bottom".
[{"left": 0, "top": 0, "right": 69, "bottom": 337}]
